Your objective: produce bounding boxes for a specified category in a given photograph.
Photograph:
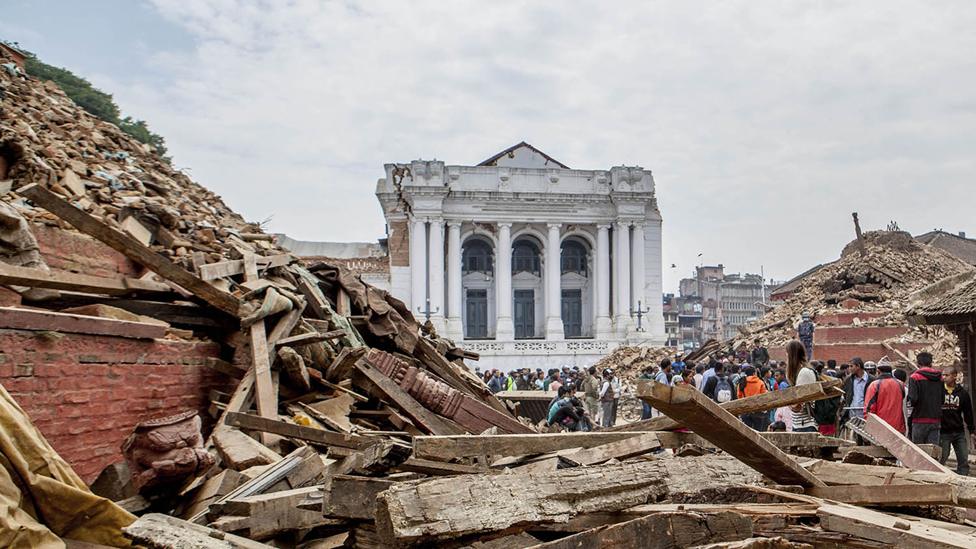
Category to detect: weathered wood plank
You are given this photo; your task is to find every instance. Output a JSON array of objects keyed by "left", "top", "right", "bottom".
[
  {"left": 614, "top": 379, "right": 841, "bottom": 432},
  {"left": 413, "top": 432, "right": 642, "bottom": 461},
  {"left": 0, "top": 262, "right": 175, "bottom": 297},
  {"left": 818, "top": 502, "right": 975, "bottom": 548},
  {"left": 375, "top": 455, "right": 765, "bottom": 545},
  {"left": 224, "top": 412, "right": 364, "bottom": 450},
  {"left": 20, "top": 183, "right": 240, "bottom": 316},
  {"left": 523, "top": 511, "right": 753, "bottom": 549},
  {"left": 801, "top": 459, "right": 976, "bottom": 508},
  {"left": 564, "top": 433, "right": 662, "bottom": 465},
  {"left": 864, "top": 412, "right": 952, "bottom": 473},
  {"left": 212, "top": 428, "right": 280, "bottom": 471},
  {"left": 198, "top": 254, "right": 292, "bottom": 281},
  {"left": 123, "top": 513, "right": 272, "bottom": 548},
  {"left": 807, "top": 484, "right": 958, "bottom": 506},
  {"left": 242, "top": 252, "right": 276, "bottom": 432},
  {"left": 638, "top": 381, "right": 825, "bottom": 488},
  {"left": 322, "top": 475, "right": 393, "bottom": 520},
  {"left": 0, "top": 306, "right": 167, "bottom": 339}
]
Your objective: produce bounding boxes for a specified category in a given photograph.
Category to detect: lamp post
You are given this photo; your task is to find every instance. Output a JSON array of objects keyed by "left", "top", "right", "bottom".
[{"left": 630, "top": 300, "right": 651, "bottom": 332}]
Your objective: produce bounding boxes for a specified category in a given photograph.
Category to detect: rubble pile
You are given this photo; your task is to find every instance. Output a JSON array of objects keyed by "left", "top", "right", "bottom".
[
  {"left": 3, "top": 49, "right": 976, "bottom": 548},
  {"left": 742, "top": 230, "right": 973, "bottom": 364},
  {"left": 592, "top": 345, "right": 676, "bottom": 422}
]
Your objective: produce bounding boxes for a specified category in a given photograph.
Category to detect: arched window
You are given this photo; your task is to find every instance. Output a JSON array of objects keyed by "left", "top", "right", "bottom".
[
  {"left": 561, "top": 239, "right": 588, "bottom": 275},
  {"left": 512, "top": 239, "right": 541, "bottom": 275},
  {"left": 462, "top": 239, "right": 493, "bottom": 274}
]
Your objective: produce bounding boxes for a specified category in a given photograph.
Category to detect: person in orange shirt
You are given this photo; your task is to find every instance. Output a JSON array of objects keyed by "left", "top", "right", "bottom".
[{"left": 737, "top": 366, "right": 769, "bottom": 430}]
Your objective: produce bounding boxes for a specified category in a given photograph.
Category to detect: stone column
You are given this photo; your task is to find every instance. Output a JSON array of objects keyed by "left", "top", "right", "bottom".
[
  {"left": 595, "top": 224, "right": 612, "bottom": 338},
  {"left": 445, "top": 221, "right": 463, "bottom": 339},
  {"left": 545, "top": 223, "right": 564, "bottom": 340},
  {"left": 409, "top": 217, "right": 427, "bottom": 313},
  {"left": 495, "top": 223, "right": 514, "bottom": 340},
  {"left": 614, "top": 221, "right": 631, "bottom": 335},
  {"left": 427, "top": 218, "right": 446, "bottom": 332},
  {"left": 630, "top": 223, "right": 646, "bottom": 334}
]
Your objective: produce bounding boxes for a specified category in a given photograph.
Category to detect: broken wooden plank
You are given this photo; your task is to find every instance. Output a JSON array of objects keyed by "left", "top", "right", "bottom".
[
  {"left": 224, "top": 412, "right": 364, "bottom": 450},
  {"left": 523, "top": 511, "right": 754, "bottom": 549},
  {"left": 413, "top": 432, "right": 642, "bottom": 461},
  {"left": 563, "top": 433, "right": 662, "bottom": 466},
  {"left": 818, "top": 502, "right": 975, "bottom": 548},
  {"left": 637, "top": 381, "right": 825, "bottom": 488},
  {"left": 292, "top": 265, "right": 365, "bottom": 348},
  {"left": 0, "top": 306, "right": 167, "bottom": 339},
  {"left": 374, "top": 456, "right": 765, "bottom": 546},
  {"left": 198, "top": 254, "right": 292, "bottom": 281},
  {"left": 353, "top": 359, "right": 465, "bottom": 436},
  {"left": 303, "top": 393, "right": 355, "bottom": 433},
  {"left": 864, "top": 412, "right": 952, "bottom": 473},
  {"left": 275, "top": 330, "right": 344, "bottom": 349},
  {"left": 242, "top": 252, "right": 276, "bottom": 435},
  {"left": 835, "top": 443, "right": 941, "bottom": 460},
  {"left": 323, "top": 475, "right": 394, "bottom": 520},
  {"left": 801, "top": 459, "right": 976, "bottom": 508},
  {"left": 807, "top": 484, "right": 958, "bottom": 506},
  {"left": 212, "top": 428, "right": 281, "bottom": 471},
  {"left": 123, "top": 513, "right": 272, "bottom": 548},
  {"left": 393, "top": 457, "right": 484, "bottom": 476},
  {"left": 20, "top": 183, "right": 241, "bottom": 316},
  {"left": 0, "top": 262, "right": 175, "bottom": 297},
  {"left": 213, "top": 486, "right": 327, "bottom": 540},
  {"left": 614, "top": 379, "right": 841, "bottom": 432}
]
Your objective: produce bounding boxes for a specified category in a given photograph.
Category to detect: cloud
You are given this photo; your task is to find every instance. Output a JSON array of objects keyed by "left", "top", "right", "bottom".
[{"left": 93, "top": 0, "right": 976, "bottom": 291}]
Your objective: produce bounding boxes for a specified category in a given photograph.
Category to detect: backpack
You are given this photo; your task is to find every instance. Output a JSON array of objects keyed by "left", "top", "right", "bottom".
[
  {"left": 714, "top": 376, "right": 733, "bottom": 403},
  {"left": 804, "top": 367, "right": 840, "bottom": 424}
]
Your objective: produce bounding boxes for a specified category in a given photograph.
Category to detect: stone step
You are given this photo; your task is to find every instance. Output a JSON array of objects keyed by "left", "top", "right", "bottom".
[
  {"left": 769, "top": 342, "right": 928, "bottom": 364},
  {"left": 813, "top": 326, "right": 908, "bottom": 345}
]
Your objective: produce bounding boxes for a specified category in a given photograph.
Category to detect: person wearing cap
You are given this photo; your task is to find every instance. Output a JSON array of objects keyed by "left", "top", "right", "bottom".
[
  {"left": 797, "top": 312, "right": 815, "bottom": 360},
  {"left": 598, "top": 368, "right": 616, "bottom": 428},
  {"left": 865, "top": 362, "right": 907, "bottom": 434},
  {"left": 842, "top": 357, "right": 874, "bottom": 422}
]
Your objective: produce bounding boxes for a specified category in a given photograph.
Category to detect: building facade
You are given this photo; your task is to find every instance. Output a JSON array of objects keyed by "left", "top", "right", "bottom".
[
  {"left": 375, "top": 142, "right": 664, "bottom": 371},
  {"left": 677, "top": 265, "right": 772, "bottom": 347}
]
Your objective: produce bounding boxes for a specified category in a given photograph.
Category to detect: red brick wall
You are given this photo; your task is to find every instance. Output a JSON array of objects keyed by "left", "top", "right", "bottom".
[
  {"left": 33, "top": 223, "right": 140, "bottom": 278},
  {"left": 0, "top": 328, "right": 231, "bottom": 483}
]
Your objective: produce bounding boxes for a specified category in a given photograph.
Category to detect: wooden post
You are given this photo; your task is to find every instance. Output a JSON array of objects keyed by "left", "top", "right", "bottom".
[
  {"left": 243, "top": 252, "right": 277, "bottom": 437},
  {"left": 863, "top": 413, "right": 953, "bottom": 473}
]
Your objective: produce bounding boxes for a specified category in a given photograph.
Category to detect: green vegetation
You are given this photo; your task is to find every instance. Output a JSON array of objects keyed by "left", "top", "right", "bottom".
[{"left": 22, "top": 52, "right": 170, "bottom": 162}]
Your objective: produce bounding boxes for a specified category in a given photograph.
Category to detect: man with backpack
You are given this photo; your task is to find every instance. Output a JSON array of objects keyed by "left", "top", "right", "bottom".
[
  {"left": 703, "top": 362, "right": 735, "bottom": 404},
  {"left": 797, "top": 312, "right": 815, "bottom": 359},
  {"left": 737, "top": 366, "right": 768, "bottom": 430}
]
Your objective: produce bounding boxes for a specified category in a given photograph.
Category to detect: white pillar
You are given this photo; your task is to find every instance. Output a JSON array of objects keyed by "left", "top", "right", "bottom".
[
  {"left": 596, "top": 224, "right": 612, "bottom": 338},
  {"left": 545, "top": 223, "right": 564, "bottom": 339},
  {"left": 446, "top": 221, "right": 463, "bottom": 339},
  {"left": 630, "top": 223, "right": 646, "bottom": 335},
  {"left": 428, "top": 218, "right": 446, "bottom": 332},
  {"left": 495, "top": 223, "right": 514, "bottom": 340},
  {"left": 409, "top": 217, "right": 427, "bottom": 314},
  {"left": 614, "top": 221, "right": 631, "bottom": 335}
]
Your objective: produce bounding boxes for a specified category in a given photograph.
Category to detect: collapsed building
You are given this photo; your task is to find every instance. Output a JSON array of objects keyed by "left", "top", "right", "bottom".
[
  {"left": 5, "top": 49, "right": 976, "bottom": 548},
  {"left": 741, "top": 229, "right": 972, "bottom": 367}
]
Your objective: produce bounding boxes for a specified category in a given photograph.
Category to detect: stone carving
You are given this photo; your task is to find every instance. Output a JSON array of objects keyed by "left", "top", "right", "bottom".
[{"left": 121, "top": 410, "right": 215, "bottom": 493}]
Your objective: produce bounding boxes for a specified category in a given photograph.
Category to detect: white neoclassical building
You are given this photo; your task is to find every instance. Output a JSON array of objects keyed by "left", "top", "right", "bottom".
[{"left": 374, "top": 142, "right": 665, "bottom": 372}]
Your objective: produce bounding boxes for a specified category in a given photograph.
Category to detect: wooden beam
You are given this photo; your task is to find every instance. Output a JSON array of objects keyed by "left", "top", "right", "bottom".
[
  {"left": 864, "top": 413, "right": 953, "bottom": 473},
  {"left": 523, "top": 511, "right": 753, "bottom": 549},
  {"left": 198, "top": 254, "right": 292, "bottom": 281},
  {"left": 614, "top": 379, "right": 841, "bottom": 432},
  {"left": 123, "top": 513, "right": 272, "bottom": 549},
  {"left": 292, "top": 266, "right": 365, "bottom": 348},
  {"left": 242, "top": 253, "right": 276, "bottom": 433},
  {"left": 323, "top": 475, "right": 394, "bottom": 520},
  {"left": 393, "top": 457, "right": 484, "bottom": 476},
  {"left": 0, "top": 262, "right": 175, "bottom": 297},
  {"left": 413, "top": 338, "right": 509, "bottom": 415},
  {"left": 563, "top": 433, "right": 662, "bottom": 466},
  {"left": 275, "top": 330, "right": 345, "bottom": 348},
  {"left": 802, "top": 459, "right": 976, "bottom": 508},
  {"left": 19, "top": 183, "right": 240, "bottom": 316},
  {"left": 353, "top": 360, "right": 464, "bottom": 436},
  {"left": 637, "top": 381, "right": 825, "bottom": 488},
  {"left": 374, "top": 456, "right": 766, "bottom": 546},
  {"left": 413, "top": 432, "right": 642, "bottom": 461},
  {"left": 818, "top": 502, "right": 976, "bottom": 548},
  {"left": 212, "top": 428, "right": 280, "bottom": 471},
  {"left": 225, "top": 412, "right": 364, "bottom": 450},
  {"left": 807, "top": 484, "right": 958, "bottom": 506},
  {"left": 0, "top": 306, "right": 166, "bottom": 339}
]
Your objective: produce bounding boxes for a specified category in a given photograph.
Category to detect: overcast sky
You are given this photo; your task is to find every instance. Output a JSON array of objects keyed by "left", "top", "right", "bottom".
[{"left": 5, "top": 1, "right": 975, "bottom": 292}]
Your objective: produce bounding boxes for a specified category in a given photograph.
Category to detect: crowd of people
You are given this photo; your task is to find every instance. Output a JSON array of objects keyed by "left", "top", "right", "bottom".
[{"left": 478, "top": 337, "right": 975, "bottom": 475}]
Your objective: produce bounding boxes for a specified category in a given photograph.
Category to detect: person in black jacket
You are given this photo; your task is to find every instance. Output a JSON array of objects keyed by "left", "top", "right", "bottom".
[
  {"left": 908, "top": 352, "right": 945, "bottom": 445},
  {"left": 940, "top": 364, "right": 975, "bottom": 475}
]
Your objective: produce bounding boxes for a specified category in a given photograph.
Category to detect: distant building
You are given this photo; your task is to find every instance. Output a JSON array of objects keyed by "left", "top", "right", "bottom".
[
  {"left": 662, "top": 293, "right": 679, "bottom": 347},
  {"left": 677, "top": 265, "right": 772, "bottom": 346}
]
